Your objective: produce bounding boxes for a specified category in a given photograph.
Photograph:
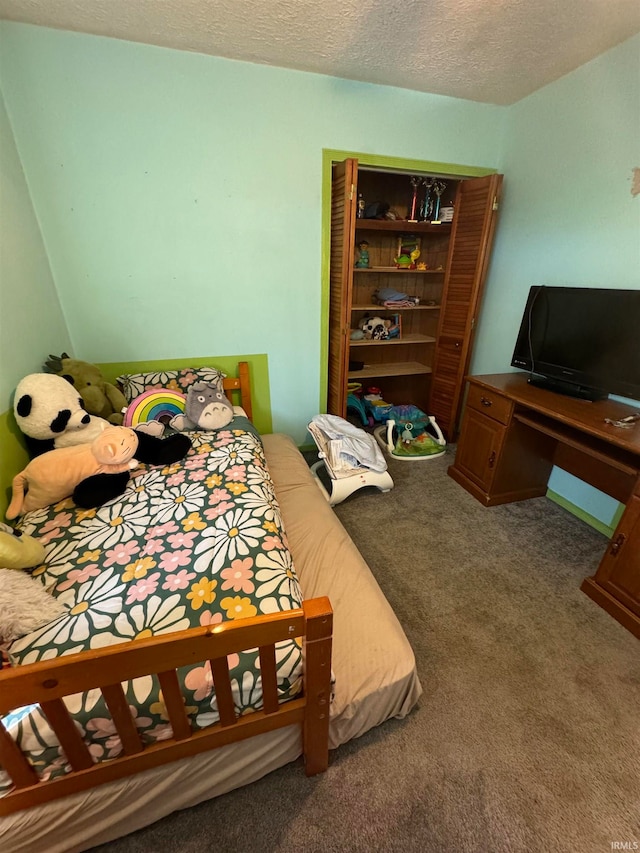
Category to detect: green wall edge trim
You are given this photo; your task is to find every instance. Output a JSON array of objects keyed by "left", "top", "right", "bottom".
[
  {"left": 319, "top": 149, "right": 499, "bottom": 414},
  {"left": 322, "top": 149, "right": 498, "bottom": 179},
  {"left": 546, "top": 489, "right": 616, "bottom": 539},
  {"left": 99, "top": 354, "right": 272, "bottom": 436}
]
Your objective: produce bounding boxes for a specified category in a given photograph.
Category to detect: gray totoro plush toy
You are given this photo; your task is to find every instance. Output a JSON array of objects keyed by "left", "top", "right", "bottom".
[{"left": 170, "top": 381, "right": 234, "bottom": 432}]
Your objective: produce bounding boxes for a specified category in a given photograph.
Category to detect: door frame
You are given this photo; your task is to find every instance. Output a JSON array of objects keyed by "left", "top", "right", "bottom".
[{"left": 319, "top": 149, "right": 498, "bottom": 413}]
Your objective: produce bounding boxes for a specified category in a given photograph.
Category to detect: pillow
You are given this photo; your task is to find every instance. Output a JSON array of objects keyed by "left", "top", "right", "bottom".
[{"left": 117, "top": 367, "right": 226, "bottom": 403}]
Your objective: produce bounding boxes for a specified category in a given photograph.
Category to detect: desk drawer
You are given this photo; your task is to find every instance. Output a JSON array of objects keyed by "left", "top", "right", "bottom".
[{"left": 466, "top": 384, "right": 513, "bottom": 425}]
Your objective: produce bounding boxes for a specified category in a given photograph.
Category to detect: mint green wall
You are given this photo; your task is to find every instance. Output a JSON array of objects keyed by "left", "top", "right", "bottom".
[
  {"left": 0, "top": 22, "right": 505, "bottom": 443},
  {"left": 0, "top": 85, "right": 71, "bottom": 407},
  {"left": 473, "top": 33, "right": 640, "bottom": 529},
  {"left": 2, "top": 23, "right": 636, "bottom": 528},
  {"left": 0, "top": 82, "right": 71, "bottom": 505}
]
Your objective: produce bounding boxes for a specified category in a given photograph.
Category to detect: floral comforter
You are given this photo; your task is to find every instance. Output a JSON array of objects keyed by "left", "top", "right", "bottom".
[{"left": 0, "top": 417, "right": 303, "bottom": 793}]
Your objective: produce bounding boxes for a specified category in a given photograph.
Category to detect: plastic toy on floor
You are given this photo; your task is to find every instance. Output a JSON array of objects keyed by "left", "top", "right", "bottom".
[
  {"left": 374, "top": 405, "right": 446, "bottom": 461},
  {"left": 346, "top": 382, "right": 370, "bottom": 427},
  {"left": 363, "top": 387, "right": 393, "bottom": 423}
]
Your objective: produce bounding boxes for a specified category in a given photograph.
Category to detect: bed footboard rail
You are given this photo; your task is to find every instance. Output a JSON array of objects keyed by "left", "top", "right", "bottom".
[{"left": 0, "top": 596, "right": 332, "bottom": 815}]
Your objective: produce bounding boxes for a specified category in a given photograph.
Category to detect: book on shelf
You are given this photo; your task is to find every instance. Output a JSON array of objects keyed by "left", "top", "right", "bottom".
[{"left": 388, "top": 313, "right": 401, "bottom": 339}]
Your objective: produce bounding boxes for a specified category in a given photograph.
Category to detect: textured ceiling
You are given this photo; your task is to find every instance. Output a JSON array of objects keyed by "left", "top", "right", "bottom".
[{"left": 0, "top": 0, "right": 639, "bottom": 105}]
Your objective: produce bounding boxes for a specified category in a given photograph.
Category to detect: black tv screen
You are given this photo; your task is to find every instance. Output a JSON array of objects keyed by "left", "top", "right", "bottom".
[{"left": 511, "top": 286, "right": 640, "bottom": 401}]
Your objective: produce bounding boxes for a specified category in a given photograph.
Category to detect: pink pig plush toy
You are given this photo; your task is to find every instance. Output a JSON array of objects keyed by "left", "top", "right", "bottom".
[{"left": 6, "top": 426, "right": 140, "bottom": 519}]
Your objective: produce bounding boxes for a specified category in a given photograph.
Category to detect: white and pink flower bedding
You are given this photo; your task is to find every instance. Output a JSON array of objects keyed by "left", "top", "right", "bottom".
[{"left": 0, "top": 417, "right": 304, "bottom": 794}]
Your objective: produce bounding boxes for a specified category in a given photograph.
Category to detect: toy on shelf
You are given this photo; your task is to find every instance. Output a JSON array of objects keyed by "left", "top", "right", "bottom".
[
  {"left": 355, "top": 240, "right": 370, "bottom": 269},
  {"left": 394, "top": 235, "right": 421, "bottom": 269},
  {"left": 358, "top": 314, "right": 400, "bottom": 341},
  {"left": 360, "top": 316, "right": 390, "bottom": 340},
  {"left": 393, "top": 253, "right": 413, "bottom": 270},
  {"left": 430, "top": 180, "right": 447, "bottom": 223}
]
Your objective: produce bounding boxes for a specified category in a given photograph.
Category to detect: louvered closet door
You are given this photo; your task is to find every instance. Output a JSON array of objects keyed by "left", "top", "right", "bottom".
[
  {"left": 328, "top": 158, "right": 358, "bottom": 416},
  {"left": 429, "top": 173, "right": 503, "bottom": 440}
]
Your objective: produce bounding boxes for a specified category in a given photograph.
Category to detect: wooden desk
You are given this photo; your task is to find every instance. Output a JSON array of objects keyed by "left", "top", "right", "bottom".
[{"left": 449, "top": 373, "right": 640, "bottom": 640}]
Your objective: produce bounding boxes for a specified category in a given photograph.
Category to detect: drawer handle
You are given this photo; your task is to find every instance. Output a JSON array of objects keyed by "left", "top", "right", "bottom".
[
  {"left": 610, "top": 533, "right": 626, "bottom": 556},
  {"left": 488, "top": 451, "right": 496, "bottom": 469},
  {"left": 480, "top": 396, "right": 492, "bottom": 407}
]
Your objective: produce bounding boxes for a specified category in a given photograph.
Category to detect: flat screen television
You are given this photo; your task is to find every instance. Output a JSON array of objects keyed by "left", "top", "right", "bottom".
[{"left": 511, "top": 286, "right": 640, "bottom": 402}]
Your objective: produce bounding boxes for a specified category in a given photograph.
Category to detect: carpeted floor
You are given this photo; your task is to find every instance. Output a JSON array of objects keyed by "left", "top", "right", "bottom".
[{"left": 93, "top": 445, "right": 640, "bottom": 853}]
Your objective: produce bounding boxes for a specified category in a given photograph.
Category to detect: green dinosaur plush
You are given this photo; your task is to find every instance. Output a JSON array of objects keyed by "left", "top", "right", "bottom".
[{"left": 44, "top": 352, "right": 127, "bottom": 425}]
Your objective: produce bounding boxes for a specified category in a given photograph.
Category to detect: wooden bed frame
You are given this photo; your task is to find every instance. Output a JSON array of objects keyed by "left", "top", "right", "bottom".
[{"left": 0, "top": 362, "right": 333, "bottom": 816}]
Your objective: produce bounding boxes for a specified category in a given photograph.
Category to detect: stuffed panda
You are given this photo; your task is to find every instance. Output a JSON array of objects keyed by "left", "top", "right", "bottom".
[
  {"left": 13, "top": 373, "right": 192, "bottom": 510},
  {"left": 360, "top": 316, "right": 390, "bottom": 340},
  {"left": 14, "top": 374, "right": 108, "bottom": 456}
]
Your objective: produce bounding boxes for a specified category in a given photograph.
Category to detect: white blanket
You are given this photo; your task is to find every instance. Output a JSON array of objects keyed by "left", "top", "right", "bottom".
[{"left": 308, "top": 415, "right": 388, "bottom": 474}]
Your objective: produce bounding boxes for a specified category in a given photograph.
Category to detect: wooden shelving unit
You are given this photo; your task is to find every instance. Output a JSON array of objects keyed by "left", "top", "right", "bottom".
[{"left": 328, "top": 159, "right": 503, "bottom": 437}]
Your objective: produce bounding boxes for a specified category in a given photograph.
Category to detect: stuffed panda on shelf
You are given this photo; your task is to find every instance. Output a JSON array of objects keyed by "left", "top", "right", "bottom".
[
  {"left": 12, "top": 373, "right": 192, "bottom": 509},
  {"left": 359, "top": 316, "right": 390, "bottom": 340}
]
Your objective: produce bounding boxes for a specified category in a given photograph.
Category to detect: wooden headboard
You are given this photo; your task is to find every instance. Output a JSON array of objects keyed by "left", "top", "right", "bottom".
[{"left": 222, "top": 361, "right": 252, "bottom": 421}]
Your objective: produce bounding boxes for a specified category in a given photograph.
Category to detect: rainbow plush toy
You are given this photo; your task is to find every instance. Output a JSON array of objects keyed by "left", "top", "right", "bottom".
[{"left": 123, "top": 389, "right": 186, "bottom": 428}]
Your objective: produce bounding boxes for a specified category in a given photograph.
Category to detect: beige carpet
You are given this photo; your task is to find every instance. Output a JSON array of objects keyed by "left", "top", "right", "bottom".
[{"left": 93, "top": 446, "right": 640, "bottom": 853}]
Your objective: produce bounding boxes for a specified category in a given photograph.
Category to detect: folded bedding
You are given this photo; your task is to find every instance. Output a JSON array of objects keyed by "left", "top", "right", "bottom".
[{"left": 0, "top": 416, "right": 304, "bottom": 795}]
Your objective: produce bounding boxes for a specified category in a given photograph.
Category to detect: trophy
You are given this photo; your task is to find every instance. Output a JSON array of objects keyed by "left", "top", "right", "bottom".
[
  {"left": 420, "top": 177, "right": 434, "bottom": 222},
  {"left": 407, "top": 176, "right": 421, "bottom": 222},
  {"left": 431, "top": 180, "right": 447, "bottom": 223}
]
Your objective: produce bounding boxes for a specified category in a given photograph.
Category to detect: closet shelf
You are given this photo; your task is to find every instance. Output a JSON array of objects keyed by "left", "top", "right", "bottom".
[
  {"left": 348, "top": 361, "right": 433, "bottom": 380},
  {"left": 353, "top": 267, "right": 445, "bottom": 274},
  {"left": 350, "top": 334, "right": 436, "bottom": 347},
  {"left": 355, "top": 220, "right": 452, "bottom": 234},
  {"left": 352, "top": 303, "right": 440, "bottom": 312}
]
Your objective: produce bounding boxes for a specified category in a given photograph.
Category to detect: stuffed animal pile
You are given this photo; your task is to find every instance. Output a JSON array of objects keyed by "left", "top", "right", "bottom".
[{"left": 11, "top": 366, "right": 192, "bottom": 515}]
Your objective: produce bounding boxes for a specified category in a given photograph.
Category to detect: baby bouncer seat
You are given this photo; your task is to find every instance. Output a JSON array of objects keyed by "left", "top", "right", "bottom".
[
  {"left": 308, "top": 414, "right": 394, "bottom": 506},
  {"left": 374, "top": 404, "right": 446, "bottom": 461}
]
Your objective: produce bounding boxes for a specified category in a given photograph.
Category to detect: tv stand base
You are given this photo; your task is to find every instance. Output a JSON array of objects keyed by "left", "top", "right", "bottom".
[{"left": 526, "top": 375, "right": 607, "bottom": 402}]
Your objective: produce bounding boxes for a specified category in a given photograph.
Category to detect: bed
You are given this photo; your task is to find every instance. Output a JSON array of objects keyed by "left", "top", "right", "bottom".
[{"left": 0, "top": 361, "right": 422, "bottom": 852}]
